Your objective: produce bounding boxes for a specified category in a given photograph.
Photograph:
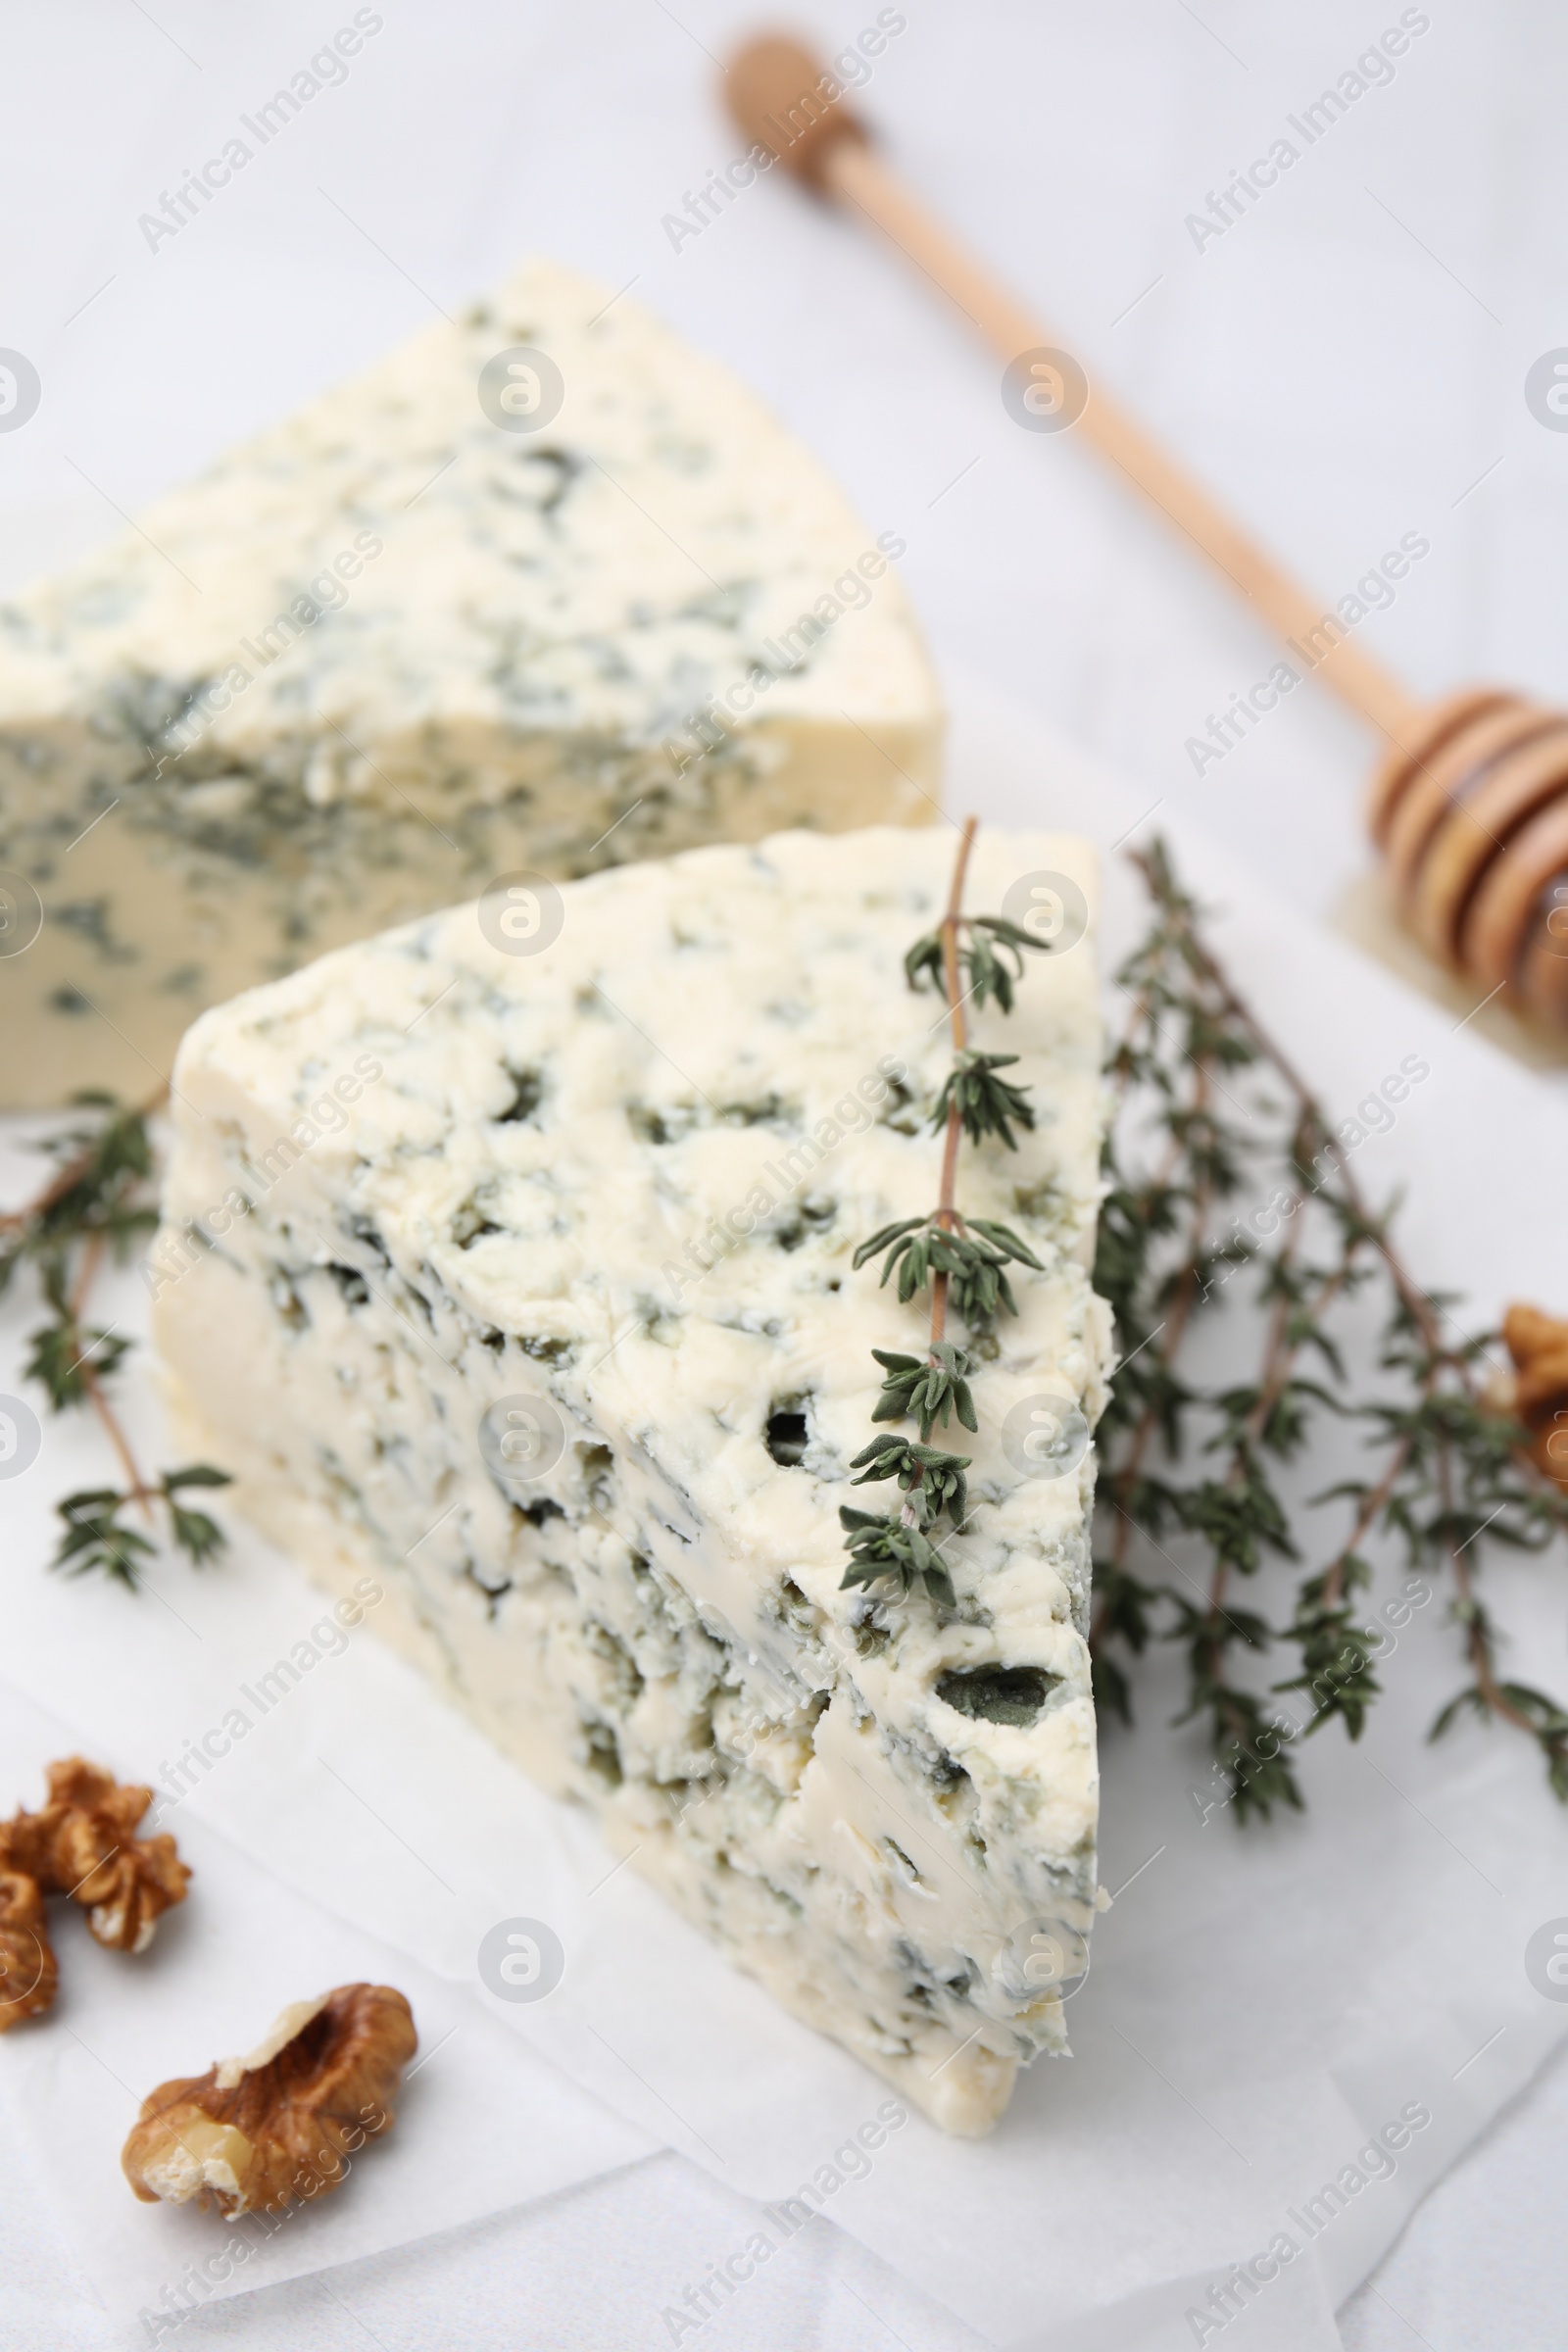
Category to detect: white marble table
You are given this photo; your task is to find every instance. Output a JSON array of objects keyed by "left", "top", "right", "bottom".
[{"left": 3, "top": 4, "right": 1564, "bottom": 2345}]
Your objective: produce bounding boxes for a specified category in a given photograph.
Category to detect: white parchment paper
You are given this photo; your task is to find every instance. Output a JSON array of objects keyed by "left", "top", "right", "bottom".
[
  {"left": 3, "top": 668, "right": 1566, "bottom": 2349},
  {"left": 0, "top": 1690, "right": 658, "bottom": 2330}
]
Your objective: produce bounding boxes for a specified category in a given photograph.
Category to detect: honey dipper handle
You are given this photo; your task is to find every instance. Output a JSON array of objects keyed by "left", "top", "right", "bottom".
[{"left": 723, "top": 37, "right": 1423, "bottom": 748}]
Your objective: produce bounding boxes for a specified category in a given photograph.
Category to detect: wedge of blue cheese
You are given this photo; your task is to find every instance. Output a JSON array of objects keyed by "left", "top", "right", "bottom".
[
  {"left": 0, "top": 258, "right": 939, "bottom": 1107},
  {"left": 151, "top": 825, "right": 1106, "bottom": 2132}
]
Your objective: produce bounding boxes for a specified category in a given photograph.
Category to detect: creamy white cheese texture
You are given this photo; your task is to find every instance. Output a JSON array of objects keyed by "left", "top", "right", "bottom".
[
  {"left": 0, "top": 259, "right": 939, "bottom": 1106},
  {"left": 152, "top": 826, "right": 1106, "bottom": 2132}
]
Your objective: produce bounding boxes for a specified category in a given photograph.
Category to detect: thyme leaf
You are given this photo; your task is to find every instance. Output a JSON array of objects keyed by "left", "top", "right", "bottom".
[
  {"left": 930, "top": 1050, "right": 1035, "bottom": 1152},
  {"left": 848, "top": 1435, "right": 971, "bottom": 1530},
  {"left": 839, "top": 1507, "right": 957, "bottom": 1610},
  {"left": 870, "top": 1343, "right": 977, "bottom": 1441},
  {"left": 905, "top": 914, "right": 1036, "bottom": 1013}
]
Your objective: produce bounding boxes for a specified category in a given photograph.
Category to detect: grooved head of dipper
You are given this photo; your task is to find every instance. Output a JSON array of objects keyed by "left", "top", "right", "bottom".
[{"left": 723, "top": 34, "right": 868, "bottom": 185}]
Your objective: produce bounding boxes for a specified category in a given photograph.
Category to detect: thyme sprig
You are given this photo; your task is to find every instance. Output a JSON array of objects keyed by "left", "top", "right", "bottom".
[
  {"left": 906, "top": 912, "right": 1036, "bottom": 1013},
  {"left": 840, "top": 817, "right": 1041, "bottom": 1605},
  {"left": 932, "top": 1050, "right": 1036, "bottom": 1152},
  {"left": 1093, "top": 840, "right": 1568, "bottom": 1816},
  {"left": 841, "top": 1509, "right": 956, "bottom": 1609},
  {"left": 1, "top": 1090, "right": 231, "bottom": 1587},
  {"left": 852, "top": 1214, "right": 1043, "bottom": 1329},
  {"left": 870, "top": 1343, "right": 977, "bottom": 1441},
  {"left": 849, "top": 1434, "right": 971, "bottom": 1528},
  {"left": 55, "top": 1466, "right": 230, "bottom": 1590}
]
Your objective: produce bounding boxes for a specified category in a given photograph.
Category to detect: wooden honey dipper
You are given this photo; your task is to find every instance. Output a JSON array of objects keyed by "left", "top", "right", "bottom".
[{"left": 724, "top": 35, "right": 1568, "bottom": 1036}]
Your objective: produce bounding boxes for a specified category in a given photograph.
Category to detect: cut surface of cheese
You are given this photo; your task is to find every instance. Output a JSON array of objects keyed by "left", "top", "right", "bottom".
[
  {"left": 151, "top": 825, "right": 1104, "bottom": 2132},
  {"left": 0, "top": 260, "right": 939, "bottom": 1105}
]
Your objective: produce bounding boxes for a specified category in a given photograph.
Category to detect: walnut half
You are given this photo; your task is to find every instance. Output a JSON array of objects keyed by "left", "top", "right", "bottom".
[
  {"left": 1501, "top": 1304, "right": 1568, "bottom": 1485},
  {"left": 0, "top": 1868, "right": 56, "bottom": 2030},
  {"left": 18, "top": 1758, "right": 190, "bottom": 1952},
  {"left": 0, "top": 1757, "right": 190, "bottom": 2031},
  {"left": 122, "top": 1984, "right": 417, "bottom": 2217}
]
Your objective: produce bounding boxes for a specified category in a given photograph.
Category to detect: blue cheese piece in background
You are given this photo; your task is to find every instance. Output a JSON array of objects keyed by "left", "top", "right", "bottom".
[
  {"left": 151, "top": 825, "right": 1105, "bottom": 2134},
  {"left": 0, "top": 258, "right": 940, "bottom": 1107}
]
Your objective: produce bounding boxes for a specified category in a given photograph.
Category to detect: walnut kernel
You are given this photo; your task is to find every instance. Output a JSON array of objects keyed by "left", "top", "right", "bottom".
[
  {"left": 26, "top": 1758, "right": 190, "bottom": 1952},
  {"left": 122, "top": 1983, "right": 417, "bottom": 2217},
  {"left": 1502, "top": 1303, "right": 1568, "bottom": 1485},
  {"left": 0, "top": 1756, "right": 190, "bottom": 2031},
  {"left": 0, "top": 1868, "right": 55, "bottom": 2031}
]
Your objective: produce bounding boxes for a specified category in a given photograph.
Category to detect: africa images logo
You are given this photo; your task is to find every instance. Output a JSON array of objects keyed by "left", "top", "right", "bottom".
[{"left": 0, "top": 350, "right": 41, "bottom": 433}]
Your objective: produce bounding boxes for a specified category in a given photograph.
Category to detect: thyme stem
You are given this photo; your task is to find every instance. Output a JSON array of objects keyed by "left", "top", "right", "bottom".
[
  {"left": 842, "top": 817, "right": 1040, "bottom": 1607},
  {"left": 931, "top": 815, "right": 978, "bottom": 1350},
  {"left": 61, "top": 1227, "right": 160, "bottom": 1525}
]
